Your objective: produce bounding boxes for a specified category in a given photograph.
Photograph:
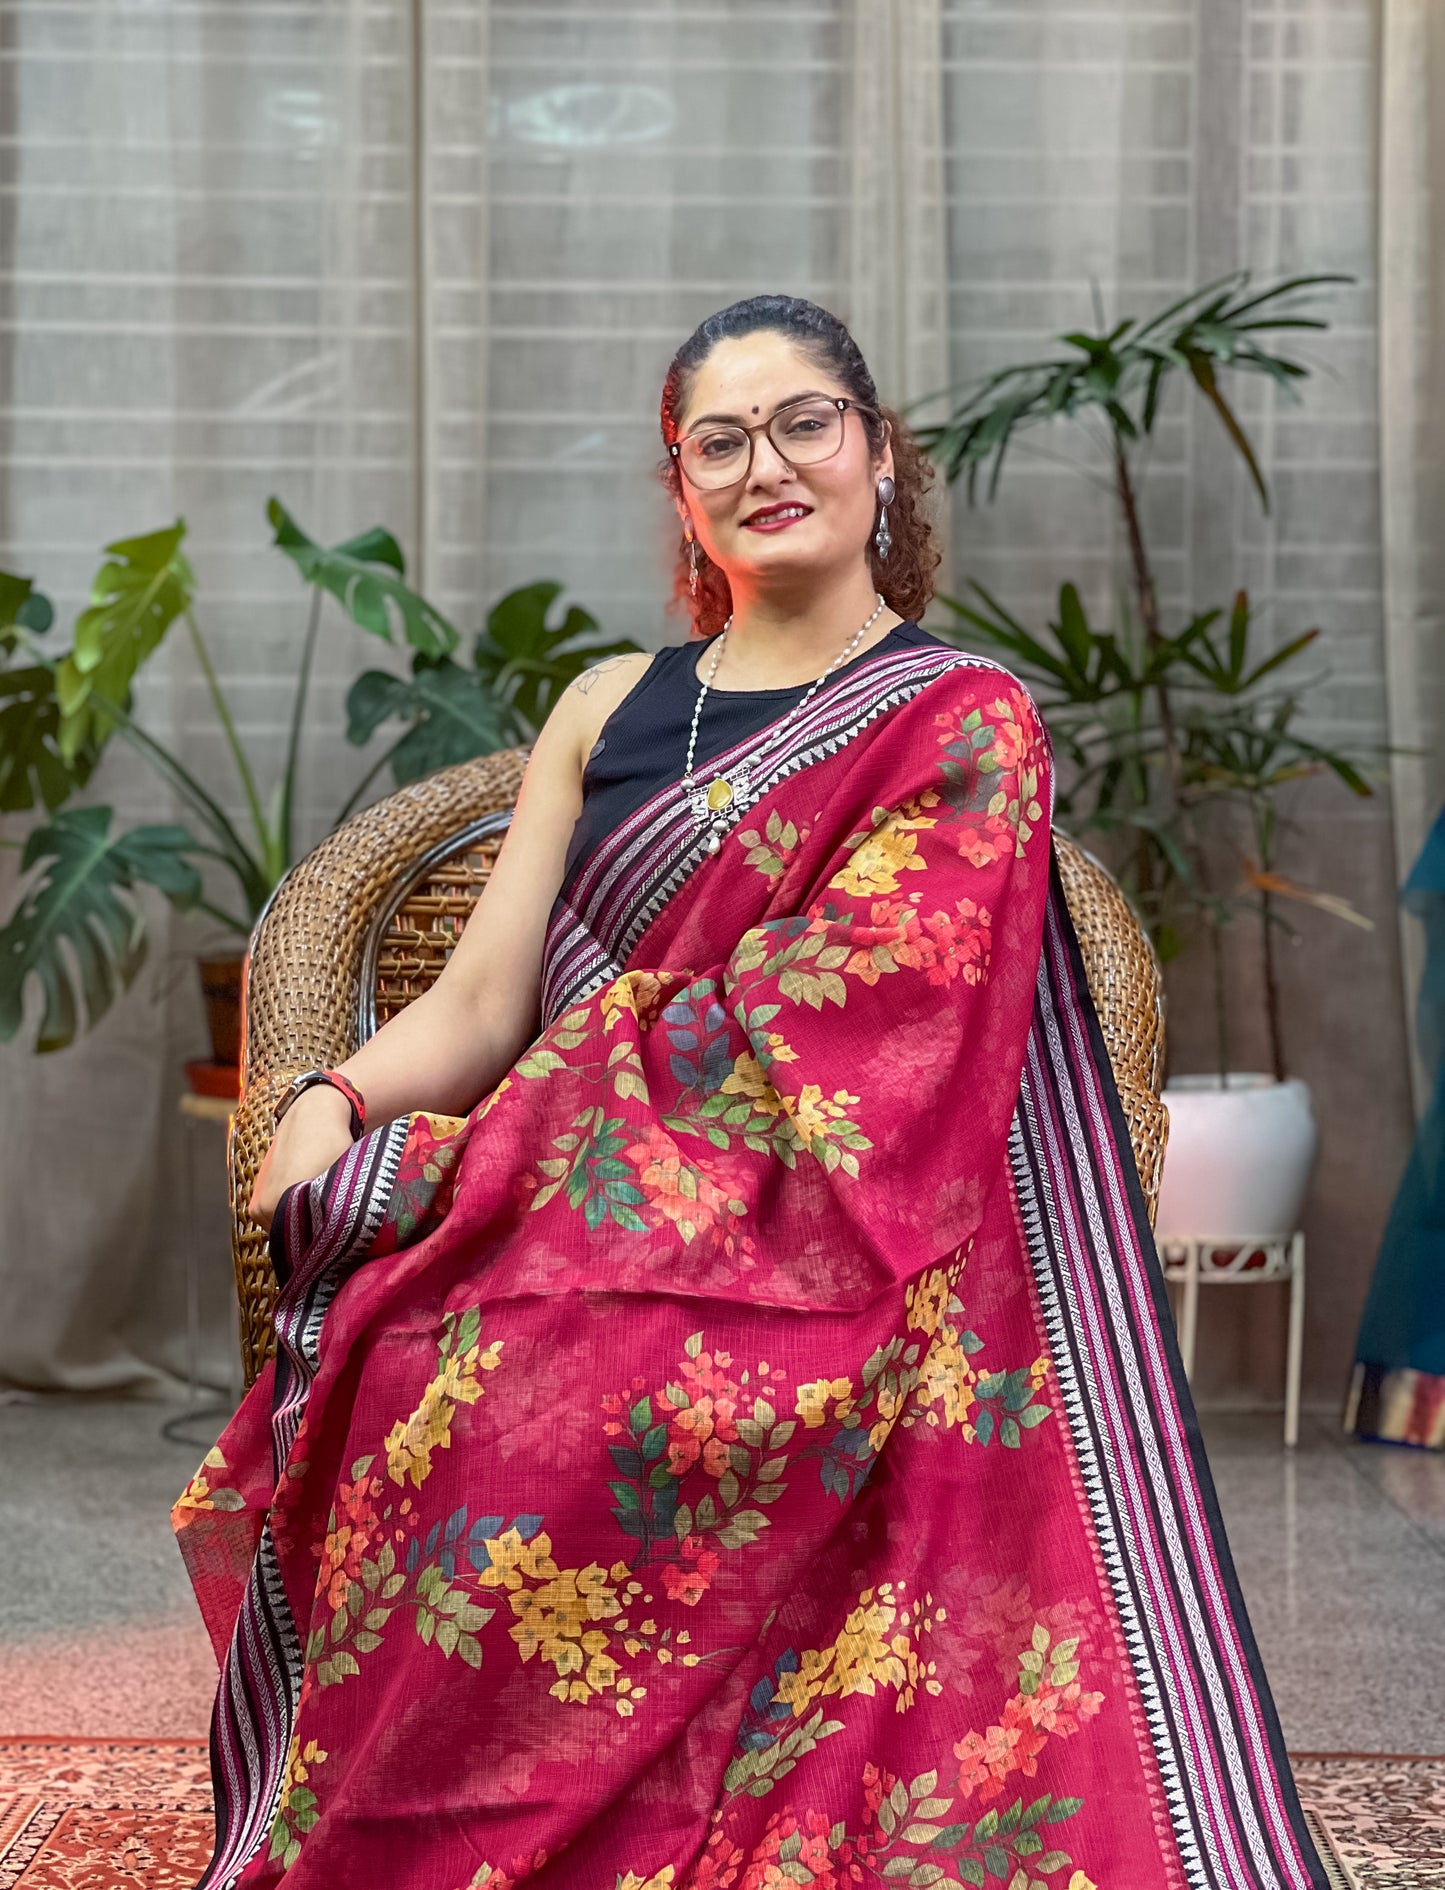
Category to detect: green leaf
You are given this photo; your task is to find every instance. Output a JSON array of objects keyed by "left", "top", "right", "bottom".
[
  {"left": 344, "top": 666, "right": 416, "bottom": 745},
  {"left": 0, "top": 565, "right": 58, "bottom": 680},
  {"left": 55, "top": 521, "right": 193, "bottom": 762},
  {"left": 1188, "top": 353, "right": 1268, "bottom": 509},
  {"left": 1054, "top": 584, "right": 1094, "bottom": 676},
  {"left": 473, "top": 580, "right": 643, "bottom": 734},
  {"left": 715, "top": 1508, "right": 768, "bottom": 1549},
  {"left": 345, "top": 658, "right": 515, "bottom": 782},
  {"left": 0, "top": 660, "right": 97, "bottom": 815},
  {"left": 0, "top": 809, "right": 202, "bottom": 1051},
  {"left": 268, "top": 496, "right": 458, "bottom": 658}
]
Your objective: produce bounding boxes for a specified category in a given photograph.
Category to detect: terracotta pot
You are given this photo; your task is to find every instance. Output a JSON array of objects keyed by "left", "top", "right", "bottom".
[
  {"left": 1154, "top": 1074, "right": 1318, "bottom": 1243},
  {"left": 197, "top": 953, "right": 245, "bottom": 1066}
]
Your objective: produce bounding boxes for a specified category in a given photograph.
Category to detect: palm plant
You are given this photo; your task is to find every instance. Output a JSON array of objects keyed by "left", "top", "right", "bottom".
[
  {"left": 910, "top": 271, "right": 1374, "bottom": 1079},
  {"left": 0, "top": 504, "right": 636, "bottom": 1052}
]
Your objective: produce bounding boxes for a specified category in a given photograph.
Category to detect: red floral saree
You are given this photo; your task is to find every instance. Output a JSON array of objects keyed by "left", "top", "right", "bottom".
[{"left": 175, "top": 646, "right": 1326, "bottom": 1890}]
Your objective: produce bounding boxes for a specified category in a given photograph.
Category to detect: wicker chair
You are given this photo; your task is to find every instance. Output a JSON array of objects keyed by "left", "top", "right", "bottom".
[{"left": 229, "top": 750, "right": 1167, "bottom": 1387}]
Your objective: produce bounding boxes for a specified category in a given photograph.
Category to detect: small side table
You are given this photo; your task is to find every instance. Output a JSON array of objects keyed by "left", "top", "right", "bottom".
[
  {"left": 163, "top": 1089, "right": 242, "bottom": 1446},
  {"left": 1159, "top": 1234, "right": 1306, "bottom": 1449}
]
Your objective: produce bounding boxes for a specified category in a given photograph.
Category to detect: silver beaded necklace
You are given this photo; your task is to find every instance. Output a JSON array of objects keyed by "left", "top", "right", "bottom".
[{"left": 683, "top": 593, "right": 889, "bottom": 855}]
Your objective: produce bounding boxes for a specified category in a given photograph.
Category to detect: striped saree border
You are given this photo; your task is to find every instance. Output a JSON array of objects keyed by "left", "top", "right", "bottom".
[
  {"left": 540, "top": 643, "right": 1003, "bottom": 1026},
  {"left": 197, "top": 1122, "right": 410, "bottom": 1890},
  {"left": 1009, "top": 864, "right": 1327, "bottom": 1890}
]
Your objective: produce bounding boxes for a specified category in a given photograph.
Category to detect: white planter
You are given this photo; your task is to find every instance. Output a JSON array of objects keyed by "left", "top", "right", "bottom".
[{"left": 1154, "top": 1074, "right": 1318, "bottom": 1243}]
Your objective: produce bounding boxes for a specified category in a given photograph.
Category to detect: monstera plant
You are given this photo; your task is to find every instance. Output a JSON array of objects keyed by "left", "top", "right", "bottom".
[{"left": 0, "top": 501, "right": 636, "bottom": 1055}]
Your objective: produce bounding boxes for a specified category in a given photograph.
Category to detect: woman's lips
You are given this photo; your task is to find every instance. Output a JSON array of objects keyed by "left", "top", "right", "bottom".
[{"left": 741, "top": 506, "right": 813, "bottom": 533}]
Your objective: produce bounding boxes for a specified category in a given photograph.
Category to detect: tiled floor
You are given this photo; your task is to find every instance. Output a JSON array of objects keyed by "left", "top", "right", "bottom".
[{"left": 1, "top": 1396, "right": 1442, "bottom": 1750}]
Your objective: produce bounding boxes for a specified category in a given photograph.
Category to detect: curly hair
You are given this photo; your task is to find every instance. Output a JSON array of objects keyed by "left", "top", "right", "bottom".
[{"left": 656, "top": 294, "right": 941, "bottom": 639}]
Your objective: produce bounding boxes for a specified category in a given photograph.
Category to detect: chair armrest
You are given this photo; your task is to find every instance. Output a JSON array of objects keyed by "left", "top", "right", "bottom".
[
  {"left": 231, "top": 748, "right": 529, "bottom": 1385},
  {"left": 1054, "top": 831, "right": 1169, "bottom": 1224}
]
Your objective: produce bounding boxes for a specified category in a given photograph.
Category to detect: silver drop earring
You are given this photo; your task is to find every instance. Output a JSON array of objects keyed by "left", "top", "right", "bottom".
[
  {"left": 874, "top": 475, "right": 895, "bottom": 561},
  {"left": 684, "top": 517, "right": 700, "bottom": 597}
]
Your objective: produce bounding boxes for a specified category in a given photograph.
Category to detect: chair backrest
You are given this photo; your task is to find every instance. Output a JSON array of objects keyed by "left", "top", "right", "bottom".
[{"left": 230, "top": 750, "right": 1166, "bottom": 1385}]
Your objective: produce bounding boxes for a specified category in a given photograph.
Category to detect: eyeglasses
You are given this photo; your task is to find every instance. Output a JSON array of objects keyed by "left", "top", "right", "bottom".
[{"left": 668, "top": 395, "right": 877, "bottom": 492}]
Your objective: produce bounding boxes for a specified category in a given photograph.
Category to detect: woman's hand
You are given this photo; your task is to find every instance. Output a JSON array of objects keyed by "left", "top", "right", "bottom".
[{"left": 247, "top": 1084, "right": 357, "bottom": 1232}]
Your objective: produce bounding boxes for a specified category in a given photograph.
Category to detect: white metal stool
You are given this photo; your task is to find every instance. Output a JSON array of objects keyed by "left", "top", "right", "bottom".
[{"left": 1159, "top": 1234, "right": 1306, "bottom": 1448}]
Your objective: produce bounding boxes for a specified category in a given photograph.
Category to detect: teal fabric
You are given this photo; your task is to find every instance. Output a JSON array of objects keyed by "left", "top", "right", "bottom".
[{"left": 1354, "top": 804, "right": 1445, "bottom": 1382}]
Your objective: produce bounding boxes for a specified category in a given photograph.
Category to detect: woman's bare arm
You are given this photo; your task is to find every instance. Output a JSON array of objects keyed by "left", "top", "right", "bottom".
[{"left": 247, "top": 651, "right": 655, "bottom": 1227}]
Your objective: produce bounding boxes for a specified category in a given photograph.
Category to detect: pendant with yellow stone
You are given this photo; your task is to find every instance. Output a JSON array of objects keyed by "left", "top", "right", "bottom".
[{"left": 688, "top": 762, "right": 751, "bottom": 837}]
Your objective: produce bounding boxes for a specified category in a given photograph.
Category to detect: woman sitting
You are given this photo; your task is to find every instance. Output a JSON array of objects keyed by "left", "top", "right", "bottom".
[{"left": 175, "top": 294, "right": 1326, "bottom": 1890}]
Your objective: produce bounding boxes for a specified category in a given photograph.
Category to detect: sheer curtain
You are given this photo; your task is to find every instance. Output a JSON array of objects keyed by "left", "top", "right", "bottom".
[
  {"left": 0, "top": 0, "right": 1408, "bottom": 1406},
  {"left": 0, "top": 1, "right": 424, "bottom": 1391}
]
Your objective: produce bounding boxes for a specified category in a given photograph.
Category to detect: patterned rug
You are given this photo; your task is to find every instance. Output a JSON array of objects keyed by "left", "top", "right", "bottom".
[
  {"left": 0, "top": 1740, "right": 1436, "bottom": 1887},
  {"left": 0, "top": 1742, "right": 212, "bottom": 1888},
  {"left": 1292, "top": 1754, "right": 1445, "bottom": 1887}
]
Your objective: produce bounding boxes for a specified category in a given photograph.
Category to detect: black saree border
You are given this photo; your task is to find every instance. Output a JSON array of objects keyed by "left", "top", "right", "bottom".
[
  {"left": 1047, "top": 858, "right": 1321, "bottom": 1877},
  {"left": 1006, "top": 857, "right": 1328, "bottom": 1890},
  {"left": 194, "top": 1120, "right": 411, "bottom": 1890},
  {"left": 540, "top": 643, "right": 1018, "bottom": 1028}
]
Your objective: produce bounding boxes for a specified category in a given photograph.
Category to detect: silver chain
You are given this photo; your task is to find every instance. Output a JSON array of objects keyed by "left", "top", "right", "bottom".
[{"left": 682, "top": 592, "right": 888, "bottom": 793}]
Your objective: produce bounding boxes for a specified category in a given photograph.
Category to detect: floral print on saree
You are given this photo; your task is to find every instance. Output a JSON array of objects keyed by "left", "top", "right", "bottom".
[{"left": 175, "top": 648, "right": 1327, "bottom": 1890}]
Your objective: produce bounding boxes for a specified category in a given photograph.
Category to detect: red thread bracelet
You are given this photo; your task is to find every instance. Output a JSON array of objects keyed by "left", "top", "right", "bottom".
[
  {"left": 273, "top": 1068, "right": 368, "bottom": 1142},
  {"left": 323, "top": 1070, "right": 367, "bottom": 1140}
]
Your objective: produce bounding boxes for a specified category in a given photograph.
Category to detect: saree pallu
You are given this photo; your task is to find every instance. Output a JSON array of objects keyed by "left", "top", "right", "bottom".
[{"left": 175, "top": 647, "right": 1326, "bottom": 1890}]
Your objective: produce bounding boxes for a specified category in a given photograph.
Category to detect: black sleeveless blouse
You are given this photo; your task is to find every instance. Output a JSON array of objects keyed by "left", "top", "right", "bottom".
[{"left": 561, "top": 619, "right": 951, "bottom": 885}]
